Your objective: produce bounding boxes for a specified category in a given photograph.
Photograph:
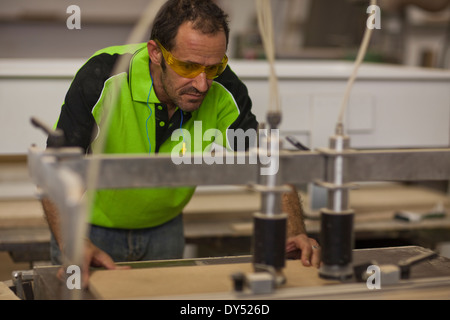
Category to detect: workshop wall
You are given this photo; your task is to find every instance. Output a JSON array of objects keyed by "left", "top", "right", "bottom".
[
  {"left": 1, "top": 0, "right": 449, "bottom": 65},
  {"left": 1, "top": 0, "right": 450, "bottom": 156}
]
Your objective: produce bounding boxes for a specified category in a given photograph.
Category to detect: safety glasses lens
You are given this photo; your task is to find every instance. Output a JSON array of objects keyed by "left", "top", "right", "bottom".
[{"left": 156, "top": 40, "right": 227, "bottom": 79}]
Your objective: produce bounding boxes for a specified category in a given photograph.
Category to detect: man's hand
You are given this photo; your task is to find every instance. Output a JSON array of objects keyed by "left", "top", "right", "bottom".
[
  {"left": 81, "top": 238, "right": 129, "bottom": 287},
  {"left": 58, "top": 239, "right": 129, "bottom": 288},
  {"left": 285, "top": 234, "right": 321, "bottom": 268},
  {"left": 281, "top": 185, "right": 320, "bottom": 267}
]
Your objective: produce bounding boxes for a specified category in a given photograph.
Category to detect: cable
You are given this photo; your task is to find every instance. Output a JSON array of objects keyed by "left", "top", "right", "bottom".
[
  {"left": 255, "top": 0, "right": 281, "bottom": 115},
  {"left": 336, "top": 0, "right": 377, "bottom": 133},
  {"left": 146, "top": 81, "right": 154, "bottom": 153}
]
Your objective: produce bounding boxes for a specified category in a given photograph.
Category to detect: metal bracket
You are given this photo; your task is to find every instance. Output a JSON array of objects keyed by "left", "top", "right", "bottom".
[
  {"left": 353, "top": 250, "right": 439, "bottom": 285},
  {"left": 12, "top": 270, "right": 34, "bottom": 300},
  {"left": 231, "top": 264, "right": 286, "bottom": 295}
]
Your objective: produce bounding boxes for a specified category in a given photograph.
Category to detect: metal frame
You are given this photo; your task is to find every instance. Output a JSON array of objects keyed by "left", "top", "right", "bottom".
[
  {"left": 28, "top": 147, "right": 450, "bottom": 190},
  {"left": 27, "top": 142, "right": 450, "bottom": 298}
]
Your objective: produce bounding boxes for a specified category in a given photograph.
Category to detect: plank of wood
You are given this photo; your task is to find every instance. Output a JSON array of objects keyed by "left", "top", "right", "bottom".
[
  {"left": 350, "top": 183, "right": 450, "bottom": 214},
  {"left": 0, "top": 199, "right": 46, "bottom": 227},
  {"left": 0, "top": 282, "right": 19, "bottom": 300},
  {"left": 89, "top": 260, "right": 337, "bottom": 299}
]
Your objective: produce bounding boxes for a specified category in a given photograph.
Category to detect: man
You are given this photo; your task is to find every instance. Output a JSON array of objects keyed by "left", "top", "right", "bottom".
[{"left": 43, "top": 0, "right": 320, "bottom": 285}]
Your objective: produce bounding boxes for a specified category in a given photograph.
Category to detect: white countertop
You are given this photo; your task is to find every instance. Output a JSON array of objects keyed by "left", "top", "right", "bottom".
[{"left": 1, "top": 58, "right": 449, "bottom": 80}]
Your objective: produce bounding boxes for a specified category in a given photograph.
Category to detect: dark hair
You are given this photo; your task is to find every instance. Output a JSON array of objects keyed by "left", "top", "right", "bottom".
[{"left": 150, "top": 0, "right": 230, "bottom": 51}]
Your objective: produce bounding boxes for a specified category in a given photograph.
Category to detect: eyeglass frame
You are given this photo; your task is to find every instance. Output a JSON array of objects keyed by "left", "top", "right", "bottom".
[{"left": 154, "top": 39, "right": 228, "bottom": 80}]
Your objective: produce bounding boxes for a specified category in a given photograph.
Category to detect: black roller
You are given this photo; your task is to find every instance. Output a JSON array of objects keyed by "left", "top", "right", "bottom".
[
  {"left": 319, "top": 210, "right": 354, "bottom": 280},
  {"left": 252, "top": 213, "right": 287, "bottom": 270}
]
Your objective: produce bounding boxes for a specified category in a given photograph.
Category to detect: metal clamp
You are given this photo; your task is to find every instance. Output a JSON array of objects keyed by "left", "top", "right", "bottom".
[{"left": 12, "top": 270, "right": 34, "bottom": 300}]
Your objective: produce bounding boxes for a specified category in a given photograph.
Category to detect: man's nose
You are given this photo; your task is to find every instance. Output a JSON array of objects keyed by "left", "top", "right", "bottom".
[{"left": 192, "top": 72, "right": 209, "bottom": 93}]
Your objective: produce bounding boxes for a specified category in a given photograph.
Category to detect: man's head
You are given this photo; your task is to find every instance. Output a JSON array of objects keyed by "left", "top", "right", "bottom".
[
  {"left": 147, "top": 0, "right": 230, "bottom": 114},
  {"left": 150, "top": 0, "right": 229, "bottom": 51}
]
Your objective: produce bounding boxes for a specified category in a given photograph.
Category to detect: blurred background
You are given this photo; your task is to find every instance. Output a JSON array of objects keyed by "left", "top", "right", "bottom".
[
  {"left": 1, "top": 0, "right": 450, "bottom": 292},
  {"left": 0, "top": 0, "right": 448, "bottom": 67}
]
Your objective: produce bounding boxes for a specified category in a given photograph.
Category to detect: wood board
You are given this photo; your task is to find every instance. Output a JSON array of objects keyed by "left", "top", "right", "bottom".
[{"left": 89, "top": 260, "right": 337, "bottom": 299}]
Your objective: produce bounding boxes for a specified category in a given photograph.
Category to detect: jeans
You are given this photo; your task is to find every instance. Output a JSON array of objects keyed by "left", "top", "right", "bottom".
[{"left": 50, "top": 214, "right": 185, "bottom": 264}]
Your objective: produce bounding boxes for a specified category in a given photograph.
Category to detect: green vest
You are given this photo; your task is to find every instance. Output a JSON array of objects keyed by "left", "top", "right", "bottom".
[{"left": 54, "top": 43, "right": 257, "bottom": 229}]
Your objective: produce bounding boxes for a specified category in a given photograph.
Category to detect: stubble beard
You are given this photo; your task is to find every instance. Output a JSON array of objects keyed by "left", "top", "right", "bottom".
[{"left": 161, "top": 69, "right": 207, "bottom": 113}]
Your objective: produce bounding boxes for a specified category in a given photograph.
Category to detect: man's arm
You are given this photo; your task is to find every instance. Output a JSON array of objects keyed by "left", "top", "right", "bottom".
[
  {"left": 282, "top": 185, "right": 307, "bottom": 237},
  {"left": 41, "top": 197, "right": 63, "bottom": 250},
  {"left": 282, "top": 185, "right": 321, "bottom": 268},
  {"left": 41, "top": 197, "right": 121, "bottom": 287}
]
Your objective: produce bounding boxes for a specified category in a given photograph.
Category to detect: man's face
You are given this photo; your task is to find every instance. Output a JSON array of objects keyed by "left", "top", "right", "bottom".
[{"left": 155, "top": 22, "right": 227, "bottom": 113}]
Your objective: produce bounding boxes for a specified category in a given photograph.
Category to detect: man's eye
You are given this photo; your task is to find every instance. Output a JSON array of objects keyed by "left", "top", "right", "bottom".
[
  {"left": 205, "top": 65, "right": 219, "bottom": 73},
  {"left": 180, "top": 63, "right": 196, "bottom": 71}
]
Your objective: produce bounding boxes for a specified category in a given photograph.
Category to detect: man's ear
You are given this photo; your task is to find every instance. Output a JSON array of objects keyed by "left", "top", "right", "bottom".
[{"left": 147, "top": 40, "right": 162, "bottom": 65}]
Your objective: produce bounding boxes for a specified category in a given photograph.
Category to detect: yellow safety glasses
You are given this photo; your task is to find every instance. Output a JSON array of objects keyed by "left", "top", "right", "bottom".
[{"left": 155, "top": 39, "right": 228, "bottom": 80}]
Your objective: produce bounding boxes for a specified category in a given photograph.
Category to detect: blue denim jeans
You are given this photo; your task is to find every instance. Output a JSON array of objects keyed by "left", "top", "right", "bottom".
[{"left": 50, "top": 214, "right": 185, "bottom": 264}]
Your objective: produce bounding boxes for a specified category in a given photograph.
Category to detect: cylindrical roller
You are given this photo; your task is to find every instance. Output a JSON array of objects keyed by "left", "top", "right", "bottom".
[
  {"left": 252, "top": 212, "right": 287, "bottom": 270},
  {"left": 319, "top": 209, "right": 354, "bottom": 280}
]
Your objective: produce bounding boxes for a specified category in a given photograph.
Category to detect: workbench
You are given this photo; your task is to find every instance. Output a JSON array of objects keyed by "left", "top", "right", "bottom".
[
  {"left": 29, "top": 246, "right": 450, "bottom": 300},
  {"left": 2, "top": 182, "right": 450, "bottom": 264},
  {"left": 0, "top": 199, "right": 50, "bottom": 264}
]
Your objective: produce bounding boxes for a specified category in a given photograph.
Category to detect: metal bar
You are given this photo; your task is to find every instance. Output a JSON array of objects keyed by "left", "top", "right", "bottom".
[
  {"left": 277, "top": 151, "right": 326, "bottom": 185},
  {"left": 29, "top": 148, "right": 450, "bottom": 191},
  {"left": 83, "top": 154, "right": 261, "bottom": 188},
  {"left": 344, "top": 148, "right": 450, "bottom": 182},
  {"left": 60, "top": 151, "right": 326, "bottom": 189}
]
